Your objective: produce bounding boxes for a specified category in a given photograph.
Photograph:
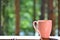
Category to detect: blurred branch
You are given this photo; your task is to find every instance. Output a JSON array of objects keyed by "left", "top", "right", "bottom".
[
  {"left": 33, "top": 0, "right": 36, "bottom": 21},
  {"left": 32, "top": 0, "right": 36, "bottom": 35}
]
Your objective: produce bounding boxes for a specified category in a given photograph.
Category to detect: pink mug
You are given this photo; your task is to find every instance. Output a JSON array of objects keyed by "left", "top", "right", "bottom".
[{"left": 33, "top": 20, "right": 52, "bottom": 38}]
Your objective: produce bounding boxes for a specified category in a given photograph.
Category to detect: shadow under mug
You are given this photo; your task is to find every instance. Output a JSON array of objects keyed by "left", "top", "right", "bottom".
[{"left": 33, "top": 20, "right": 52, "bottom": 38}]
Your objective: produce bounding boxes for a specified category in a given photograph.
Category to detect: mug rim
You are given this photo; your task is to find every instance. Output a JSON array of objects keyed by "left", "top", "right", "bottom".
[{"left": 38, "top": 20, "right": 52, "bottom": 22}]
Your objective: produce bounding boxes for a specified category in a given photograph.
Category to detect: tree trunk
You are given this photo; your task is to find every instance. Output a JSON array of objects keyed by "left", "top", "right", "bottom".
[
  {"left": 40, "top": 0, "right": 46, "bottom": 20},
  {"left": 58, "top": 0, "right": 60, "bottom": 36},
  {"left": 48, "top": 0, "right": 56, "bottom": 36},
  {"left": 33, "top": 0, "right": 36, "bottom": 21},
  {"left": 0, "top": 0, "right": 1, "bottom": 34},
  {"left": 0, "top": 0, "right": 4, "bottom": 35},
  {"left": 0, "top": 0, "right": 1, "bottom": 27},
  {"left": 15, "top": 0, "right": 20, "bottom": 35}
]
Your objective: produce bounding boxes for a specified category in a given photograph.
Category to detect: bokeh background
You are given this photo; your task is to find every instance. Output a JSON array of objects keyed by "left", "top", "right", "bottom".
[{"left": 0, "top": 0, "right": 59, "bottom": 36}]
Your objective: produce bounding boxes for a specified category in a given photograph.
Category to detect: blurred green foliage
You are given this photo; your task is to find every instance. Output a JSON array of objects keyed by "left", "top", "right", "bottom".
[
  {"left": 2, "top": 0, "right": 40, "bottom": 35},
  {"left": 1, "top": 0, "right": 58, "bottom": 36}
]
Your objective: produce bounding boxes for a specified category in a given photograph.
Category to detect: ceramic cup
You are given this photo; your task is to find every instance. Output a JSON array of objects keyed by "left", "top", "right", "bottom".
[{"left": 33, "top": 20, "right": 52, "bottom": 38}]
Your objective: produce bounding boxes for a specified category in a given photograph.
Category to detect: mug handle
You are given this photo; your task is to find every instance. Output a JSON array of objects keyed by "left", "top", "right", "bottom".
[{"left": 33, "top": 21, "right": 39, "bottom": 32}]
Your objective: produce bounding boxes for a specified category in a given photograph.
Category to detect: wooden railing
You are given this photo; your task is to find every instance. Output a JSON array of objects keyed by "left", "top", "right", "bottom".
[{"left": 0, "top": 36, "right": 60, "bottom": 40}]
